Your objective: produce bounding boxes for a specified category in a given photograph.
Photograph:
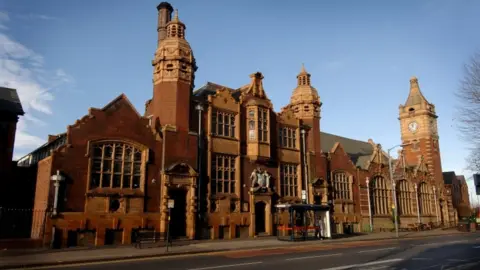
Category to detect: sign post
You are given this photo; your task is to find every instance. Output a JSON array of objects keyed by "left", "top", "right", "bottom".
[{"left": 166, "top": 199, "right": 174, "bottom": 252}]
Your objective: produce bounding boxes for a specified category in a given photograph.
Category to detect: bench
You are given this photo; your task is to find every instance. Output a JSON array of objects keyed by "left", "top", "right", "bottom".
[{"left": 133, "top": 230, "right": 163, "bottom": 249}]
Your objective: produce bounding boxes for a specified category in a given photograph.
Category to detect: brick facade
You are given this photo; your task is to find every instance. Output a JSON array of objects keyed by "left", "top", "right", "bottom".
[{"left": 24, "top": 2, "right": 467, "bottom": 248}]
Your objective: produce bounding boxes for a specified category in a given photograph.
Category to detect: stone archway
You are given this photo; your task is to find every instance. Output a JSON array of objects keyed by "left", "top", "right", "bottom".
[{"left": 160, "top": 162, "right": 198, "bottom": 240}]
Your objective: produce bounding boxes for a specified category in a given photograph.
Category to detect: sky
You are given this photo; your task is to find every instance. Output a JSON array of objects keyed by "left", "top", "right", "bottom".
[{"left": 1, "top": 0, "right": 479, "bottom": 199}]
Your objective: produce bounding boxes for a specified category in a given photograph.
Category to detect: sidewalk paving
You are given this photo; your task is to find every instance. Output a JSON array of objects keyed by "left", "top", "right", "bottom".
[{"left": 0, "top": 229, "right": 468, "bottom": 269}]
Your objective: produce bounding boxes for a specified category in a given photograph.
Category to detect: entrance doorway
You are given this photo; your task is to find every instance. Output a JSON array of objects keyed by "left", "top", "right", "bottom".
[
  {"left": 168, "top": 188, "right": 187, "bottom": 239},
  {"left": 255, "top": 201, "right": 266, "bottom": 235}
]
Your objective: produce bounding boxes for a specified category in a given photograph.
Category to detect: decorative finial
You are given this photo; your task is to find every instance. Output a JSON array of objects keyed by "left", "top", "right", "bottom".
[
  {"left": 410, "top": 76, "right": 419, "bottom": 90},
  {"left": 299, "top": 63, "right": 309, "bottom": 74},
  {"left": 173, "top": 9, "right": 179, "bottom": 20}
]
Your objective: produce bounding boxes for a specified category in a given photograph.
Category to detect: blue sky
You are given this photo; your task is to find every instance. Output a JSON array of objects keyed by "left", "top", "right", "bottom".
[{"left": 1, "top": 0, "right": 479, "bottom": 198}]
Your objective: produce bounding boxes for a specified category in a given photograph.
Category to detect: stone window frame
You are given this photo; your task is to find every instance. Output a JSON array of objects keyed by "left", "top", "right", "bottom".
[
  {"left": 211, "top": 154, "right": 237, "bottom": 195},
  {"left": 370, "top": 176, "right": 390, "bottom": 216},
  {"left": 418, "top": 182, "right": 433, "bottom": 215},
  {"left": 86, "top": 140, "right": 148, "bottom": 191},
  {"left": 257, "top": 107, "right": 269, "bottom": 143},
  {"left": 397, "top": 180, "right": 414, "bottom": 215},
  {"left": 280, "top": 163, "right": 299, "bottom": 198},
  {"left": 211, "top": 109, "right": 236, "bottom": 138},
  {"left": 332, "top": 171, "right": 353, "bottom": 201},
  {"left": 278, "top": 125, "right": 297, "bottom": 149}
]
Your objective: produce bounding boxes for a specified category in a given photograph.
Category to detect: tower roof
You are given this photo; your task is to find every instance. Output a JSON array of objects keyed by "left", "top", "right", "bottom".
[
  {"left": 404, "top": 76, "right": 429, "bottom": 107},
  {"left": 290, "top": 64, "right": 320, "bottom": 105},
  {"left": 166, "top": 9, "right": 186, "bottom": 38}
]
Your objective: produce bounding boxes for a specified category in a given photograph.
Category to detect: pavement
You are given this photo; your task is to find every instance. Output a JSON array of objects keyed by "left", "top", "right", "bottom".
[{"left": 0, "top": 229, "right": 475, "bottom": 270}]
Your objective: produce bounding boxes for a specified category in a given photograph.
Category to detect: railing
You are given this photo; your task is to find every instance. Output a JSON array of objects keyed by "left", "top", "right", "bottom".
[{"left": 0, "top": 207, "right": 49, "bottom": 240}]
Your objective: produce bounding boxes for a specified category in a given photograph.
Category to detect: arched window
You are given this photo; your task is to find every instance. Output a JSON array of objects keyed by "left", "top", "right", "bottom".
[
  {"left": 333, "top": 172, "right": 351, "bottom": 200},
  {"left": 397, "top": 180, "right": 413, "bottom": 215},
  {"left": 419, "top": 182, "right": 432, "bottom": 215},
  {"left": 371, "top": 176, "right": 389, "bottom": 215},
  {"left": 89, "top": 142, "right": 145, "bottom": 190}
]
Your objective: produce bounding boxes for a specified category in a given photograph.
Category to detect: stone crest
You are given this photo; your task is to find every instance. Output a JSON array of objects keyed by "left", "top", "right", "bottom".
[{"left": 250, "top": 167, "right": 271, "bottom": 193}]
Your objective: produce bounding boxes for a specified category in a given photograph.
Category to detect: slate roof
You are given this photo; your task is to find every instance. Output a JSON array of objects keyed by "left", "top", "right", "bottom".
[
  {"left": 443, "top": 171, "right": 456, "bottom": 185},
  {"left": 0, "top": 87, "right": 25, "bottom": 115},
  {"left": 320, "top": 131, "right": 382, "bottom": 169}
]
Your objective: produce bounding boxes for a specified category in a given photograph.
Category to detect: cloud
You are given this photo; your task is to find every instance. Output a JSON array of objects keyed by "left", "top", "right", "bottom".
[{"left": 0, "top": 18, "right": 74, "bottom": 159}]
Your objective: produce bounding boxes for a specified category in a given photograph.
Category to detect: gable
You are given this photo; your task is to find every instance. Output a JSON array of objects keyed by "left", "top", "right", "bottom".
[
  {"left": 98, "top": 94, "right": 141, "bottom": 118},
  {"left": 208, "top": 87, "right": 239, "bottom": 112}
]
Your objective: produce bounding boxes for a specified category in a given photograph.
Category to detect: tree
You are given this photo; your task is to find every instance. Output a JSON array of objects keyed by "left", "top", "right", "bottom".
[{"left": 456, "top": 52, "right": 480, "bottom": 172}]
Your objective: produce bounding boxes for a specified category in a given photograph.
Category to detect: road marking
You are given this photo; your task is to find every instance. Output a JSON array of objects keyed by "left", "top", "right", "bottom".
[
  {"left": 413, "top": 240, "right": 467, "bottom": 247},
  {"left": 286, "top": 253, "right": 342, "bottom": 261},
  {"left": 318, "top": 258, "right": 403, "bottom": 270},
  {"left": 447, "top": 259, "right": 468, "bottom": 262},
  {"left": 412, "top": 258, "right": 432, "bottom": 260},
  {"left": 187, "top": 262, "right": 263, "bottom": 270},
  {"left": 358, "top": 247, "right": 397, "bottom": 253}
]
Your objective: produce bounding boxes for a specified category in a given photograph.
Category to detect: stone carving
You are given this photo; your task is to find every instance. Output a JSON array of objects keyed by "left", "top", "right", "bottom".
[{"left": 250, "top": 167, "right": 271, "bottom": 193}]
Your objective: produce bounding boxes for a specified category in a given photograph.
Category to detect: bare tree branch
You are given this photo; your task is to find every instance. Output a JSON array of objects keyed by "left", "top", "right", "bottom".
[{"left": 456, "top": 51, "right": 480, "bottom": 171}]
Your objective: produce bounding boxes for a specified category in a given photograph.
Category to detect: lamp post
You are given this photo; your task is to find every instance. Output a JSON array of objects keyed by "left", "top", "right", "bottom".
[
  {"left": 414, "top": 183, "right": 421, "bottom": 224},
  {"left": 195, "top": 103, "right": 204, "bottom": 239},
  {"left": 433, "top": 186, "right": 440, "bottom": 225},
  {"left": 300, "top": 128, "right": 309, "bottom": 204},
  {"left": 387, "top": 143, "right": 411, "bottom": 238},
  {"left": 366, "top": 177, "right": 373, "bottom": 232},
  {"left": 50, "top": 170, "right": 65, "bottom": 216}
]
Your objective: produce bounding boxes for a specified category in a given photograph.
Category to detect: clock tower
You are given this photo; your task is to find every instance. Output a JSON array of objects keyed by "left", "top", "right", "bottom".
[{"left": 399, "top": 77, "right": 442, "bottom": 184}]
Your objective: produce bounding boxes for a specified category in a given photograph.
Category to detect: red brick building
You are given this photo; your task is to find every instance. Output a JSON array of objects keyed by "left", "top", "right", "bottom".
[{"left": 20, "top": 2, "right": 467, "bottom": 247}]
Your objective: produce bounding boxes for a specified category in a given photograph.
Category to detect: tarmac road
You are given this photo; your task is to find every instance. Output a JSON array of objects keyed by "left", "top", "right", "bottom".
[{"left": 20, "top": 232, "right": 480, "bottom": 270}]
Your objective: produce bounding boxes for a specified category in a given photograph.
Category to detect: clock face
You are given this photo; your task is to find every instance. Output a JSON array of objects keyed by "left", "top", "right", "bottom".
[{"left": 408, "top": 121, "right": 418, "bottom": 133}]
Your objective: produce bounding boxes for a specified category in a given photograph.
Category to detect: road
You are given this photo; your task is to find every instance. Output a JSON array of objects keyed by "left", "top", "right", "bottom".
[{"left": 26, "top": 233, "right": 480, "bottom": 270}]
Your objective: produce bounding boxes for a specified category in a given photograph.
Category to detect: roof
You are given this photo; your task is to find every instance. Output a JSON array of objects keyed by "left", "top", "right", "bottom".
[
  {"left": 0, "top": 87, "right": 25, "bottom": 115},
  {"left": 320, "top": 131, "right": 377, "bottom": 169},
  {"left": 443, "top": 171, "right": 456, "bottom": 185},
  {"left": 193, "top": 81, "right": 246, "bottom": 102}
]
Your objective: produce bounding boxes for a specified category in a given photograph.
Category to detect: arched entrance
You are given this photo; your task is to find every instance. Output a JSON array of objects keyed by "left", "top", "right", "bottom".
[
  {"left": 255, "top": 201, "right": 266, "bottom": 235},
  {"left": 161, "top": 162, "right": 198, "bottom": 240}
]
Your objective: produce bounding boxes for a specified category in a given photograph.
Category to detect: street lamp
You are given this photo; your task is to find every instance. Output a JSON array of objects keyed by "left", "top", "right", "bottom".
[
  {"left": 195, "top": 103, "right": 204, "bottom": 239},
  {"left": 387, "top": 143, "right": 411, "bottom": 238},
  {"left": 414, "top": 183, "right": 421, "bottom": 224},
  {"left": 366, "top": 177, "right": 373, "bottom": 232},
  {"left": 300, "top": 128, "right": 309, "bottom": 204},
  {"left": 50, "top": 170, "right": 65, "bottom": 216}
]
